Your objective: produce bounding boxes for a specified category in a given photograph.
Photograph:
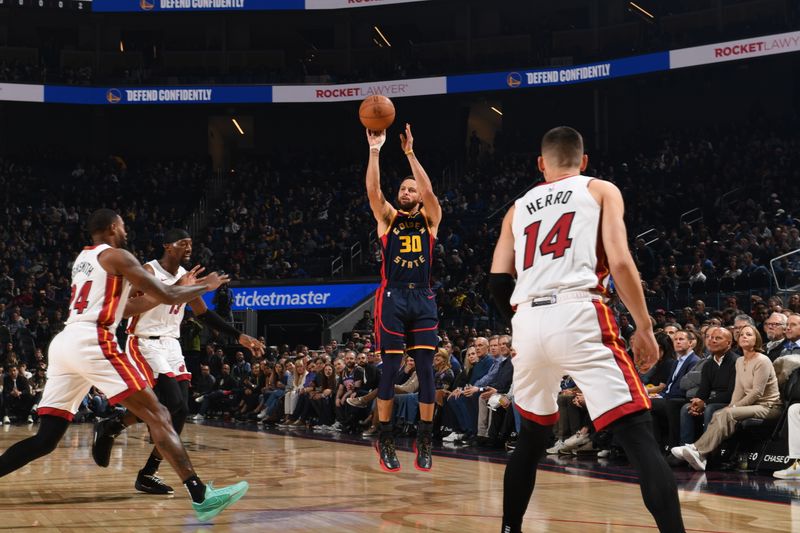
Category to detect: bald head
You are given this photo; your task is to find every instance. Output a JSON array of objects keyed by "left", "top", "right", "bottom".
[{"left": 705, "top": 326, "right": 732, "bottom": 357}]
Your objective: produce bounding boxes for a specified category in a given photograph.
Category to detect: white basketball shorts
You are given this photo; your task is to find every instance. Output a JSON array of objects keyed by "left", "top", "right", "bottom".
[
  {"left": 38, "top": 323, "right": 149, "bottom": 421},
  {"left": 511, "top": 297, "right": 650, "bottom": 431}
]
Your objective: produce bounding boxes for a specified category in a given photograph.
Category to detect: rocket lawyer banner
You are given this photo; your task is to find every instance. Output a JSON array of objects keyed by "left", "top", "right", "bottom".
[
  {"left": 669, "top": 30, "right": 800, "bottom": 69},
  {"left": 271, "top": 77, "right": 447, "bottom": 102}
]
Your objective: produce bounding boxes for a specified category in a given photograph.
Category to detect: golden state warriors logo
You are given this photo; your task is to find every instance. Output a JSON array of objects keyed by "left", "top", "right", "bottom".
[
  {"left": 140, "top": 0, "right": 155, "bottom": 10},
  {"left": 506, "top": 72, "right": 522, "bottom": 88},
  {"left": 106, "top": 89, "right": 122, "bottom": 104}
]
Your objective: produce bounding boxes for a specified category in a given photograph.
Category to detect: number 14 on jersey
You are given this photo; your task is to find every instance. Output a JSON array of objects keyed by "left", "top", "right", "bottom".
[{"left": 522, "top": 212, "right": 575, "bottom": 270}]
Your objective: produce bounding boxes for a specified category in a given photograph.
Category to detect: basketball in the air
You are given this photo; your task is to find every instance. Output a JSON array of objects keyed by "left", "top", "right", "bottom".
[{"left": 359, "top": 95, "right": 395, "bottom": 131}]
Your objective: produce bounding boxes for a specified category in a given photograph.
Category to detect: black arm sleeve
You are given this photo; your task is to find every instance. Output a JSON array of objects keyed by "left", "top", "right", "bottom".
[
  {"left": 488, "top": 273, "right": 516, "bottom": 324},
  {"left": 197, "top": 309, "right": 242, "bottom": 341}
]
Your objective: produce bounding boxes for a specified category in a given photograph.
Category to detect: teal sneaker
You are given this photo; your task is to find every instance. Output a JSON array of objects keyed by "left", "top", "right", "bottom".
[{"left": 192, "top": 481, "right": 249, "bottom": 522}]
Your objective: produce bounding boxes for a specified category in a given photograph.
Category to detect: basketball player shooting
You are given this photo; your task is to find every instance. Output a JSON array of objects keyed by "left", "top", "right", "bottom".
[
  {"left": 366, "top": 124, "right": 442, "bottom": 472},
  {"left": 488, "top": 127, "right": 685, "bottom": 533},
  {"left": 0, "top": 209, "right": 249, "bottom": 521},
  {"left": 89, "top": 228, "right": 265, "bottom": 496}
]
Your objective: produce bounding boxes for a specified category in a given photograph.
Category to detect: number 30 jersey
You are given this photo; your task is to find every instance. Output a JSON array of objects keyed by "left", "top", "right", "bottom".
[
  {"left": 380, "top": 210, "right": 434, "bottom": 285},
  {"left": 66, "top": 244, "right": 132, "bottom": 330},
  {"left": 127, "top": 260, "right": 187, "bottom": 339},
  {"left": 510, "top": 175, "right": 610, "bottom": 305}
]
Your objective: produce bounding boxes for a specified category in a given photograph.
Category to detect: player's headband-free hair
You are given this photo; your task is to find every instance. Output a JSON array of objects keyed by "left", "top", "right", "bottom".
[{"left": 163, "top": 228, "right": 191, "bottom": 245}]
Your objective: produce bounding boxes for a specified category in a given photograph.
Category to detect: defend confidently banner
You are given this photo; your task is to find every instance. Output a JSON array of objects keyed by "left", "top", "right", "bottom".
[
  {"left": 447, "top": 53, "right": 669, "bottom": 94},
  {"left": 202, "top": 283, "right": 379, "bottom": 311},
  {"left": 44, "top": 85, "right": 271, "bottom": 104}
]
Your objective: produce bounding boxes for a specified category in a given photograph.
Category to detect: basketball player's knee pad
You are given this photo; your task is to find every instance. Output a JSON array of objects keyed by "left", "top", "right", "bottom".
[
  {"left": 377, "top": 352, "right": 403, "bottom": 401},
  {"left": 409, "top": 349, "right": 435, "bottom": 404}
]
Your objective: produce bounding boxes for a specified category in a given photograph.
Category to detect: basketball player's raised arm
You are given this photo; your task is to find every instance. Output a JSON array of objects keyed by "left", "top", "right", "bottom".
[
  {"left": 100, "top": 249, "right": 228, "bottom": 306},
  {"left": 366, "top": 129, "right": 395, "bottom": 233},
  {"left": 593, "top": 181, "right": 658, "bottom": 371},
  {"left": 400, "top": 123, "right": 442, "bottom": 232},
  {"left": 123, "top": 264, "right": 205, "bottom": 318},
  {"left": 489, "top": 206, "right": 517, "bottom": 323}
]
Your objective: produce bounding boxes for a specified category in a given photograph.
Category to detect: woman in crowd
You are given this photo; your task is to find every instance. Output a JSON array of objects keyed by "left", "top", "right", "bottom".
[
  {"left": 258, "top": 361, "right": 290, "bottom": 423},
  {"left": 642, "top": 332, "right": 677, "bottom": 396},
  {"left": 282, "top": 359, "right": 307, "bottom": 424},
  {"left": 310, "top": 363, "right": 337, "bottom": 428},
  {"left": 671, "top": 325, "right": 782, "bottom": 470}
]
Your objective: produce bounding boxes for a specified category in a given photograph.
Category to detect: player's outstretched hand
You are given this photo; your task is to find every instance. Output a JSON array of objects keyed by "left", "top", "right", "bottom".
[
  {"left": 632, "top": 328, "right": 658, "bottom": 373},
  {"left": 239, "top": 333, "right": 266, "bottom": 357},
  {"left": 367, "top": 128, "right": 386, "bottom": 151},
  {"left": 199, "top": 271, "right": 230, "bottom": 292},
  {"left": 176, "top": 265, "right": 205, "bottom": 286},
  {"left": 399, "top": 123, "right": 413, "bottom": 153}
]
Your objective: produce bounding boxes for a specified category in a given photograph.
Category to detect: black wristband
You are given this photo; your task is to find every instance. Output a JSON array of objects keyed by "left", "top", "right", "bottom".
[
  {"left": 197, "top": 309, "right": 241, "bottom": 341},
  {"left": 488, "top": 272, "right": 516, "bottom": 323}
]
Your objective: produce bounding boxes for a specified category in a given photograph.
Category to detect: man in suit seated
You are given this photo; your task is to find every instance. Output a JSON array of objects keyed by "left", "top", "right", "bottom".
[
  {"left": 650, "top": 331, "right": 700, "bottom": 449},
  {"left": 3, "top": 365, "right": 33, "bottom": 424}
]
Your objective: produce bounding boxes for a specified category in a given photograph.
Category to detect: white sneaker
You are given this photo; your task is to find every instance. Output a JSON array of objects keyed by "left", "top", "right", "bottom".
[
  {"left": 3, "top": 416, "right": 10, "bottom": 424},
  {"left": 682, "top": 445, "right": 706, "bottom": 471},
  {"left": 546, "top": 439, "right": 566, "bottom": 455},
  {"left": 331, "top": 422, "right": 343, "bottom": 432},
  {"left": 597, "top": 449, "right": 611, "bottom": 458},
  {"left": 192, "top": 414, "right": 205, "bottom": 421},
  {"left": 443, "top": 432, "right": 463, "bottom": 443},
  {"left": 563, "top": 430, "right": 591, "bottom": 449},
  {"left": 670, "top": 445, "right": 689, "bottom": 461},
  {"left": 194, "top": 395, "right": 205, "bottom": 404},
  {"left": 773, "top": 460, "right": 800, "bottom": 480},
  {"left": 27, "top": 415, "right": 33, "bottom": 424},
  {"left": 257, "top": 410, "right": 268, "bottom": 420}
]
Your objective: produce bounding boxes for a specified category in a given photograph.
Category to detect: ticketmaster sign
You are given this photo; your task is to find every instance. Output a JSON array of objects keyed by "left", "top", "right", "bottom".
[{"left": 201, "top": 282, "right": 379, "bottom": 311}]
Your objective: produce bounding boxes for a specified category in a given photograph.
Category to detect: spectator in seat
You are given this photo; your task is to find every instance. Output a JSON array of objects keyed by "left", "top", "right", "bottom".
[
  {"left": 764, "top": 312, "right": 791, "bottom": 361},
  {"left": 679, "top": 327, "right": 739, "bottom": 445},
  {"left": 193, "top": 363, "right": 240, "bottom": 420},
  {"left": 777, "top": 313, "right": 800, "bottom": 359},
  {"left": 282, "top": 360, "right": 307, "bottom": 423},
  {"left": 190, "top": 364, "right": 216, "bottom": 415},
  {"left": 651, "top": 330, "right": 700, "bottom": 448},
  {"left": 3, "top": 365, "right": 32, "bottom": 424},
  {"left": 672, "top": 325, "right": 781, "bottom": 470},
  {"left": 310, "top": 363, "right": 338, "bottom": 428},
  {"left": 231, "top": 350, "right": 252, "bottom": 381},
  {"left": 642, "top": 332, "right": 676, "bottom": 396}
]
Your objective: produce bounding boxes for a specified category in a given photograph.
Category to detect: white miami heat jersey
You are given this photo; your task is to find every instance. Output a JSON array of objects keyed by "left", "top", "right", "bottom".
[
  {"left": 66, "top": 244, "right": 132, "bottom": 330},
  {"left": 127, "top": 260, "right": 187, "bottom": 338},
  {"left": 509, "top": 175, "right": 610, "bottom": 305}
]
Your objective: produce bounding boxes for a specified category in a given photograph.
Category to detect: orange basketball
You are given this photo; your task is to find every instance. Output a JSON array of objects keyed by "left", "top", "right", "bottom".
[{"left": 359, "top": 95, "right": 395, "bottom": 131}]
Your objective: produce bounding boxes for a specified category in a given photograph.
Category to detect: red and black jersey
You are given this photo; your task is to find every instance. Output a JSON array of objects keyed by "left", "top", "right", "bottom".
[{"left": 379, "top": 210, "right": 434, "bottom": 285}]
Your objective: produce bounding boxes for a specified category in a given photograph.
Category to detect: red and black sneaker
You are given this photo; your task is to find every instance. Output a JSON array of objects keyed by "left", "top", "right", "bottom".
[{"left": 375, "top": 434, "right": 401, "bottom": 473}]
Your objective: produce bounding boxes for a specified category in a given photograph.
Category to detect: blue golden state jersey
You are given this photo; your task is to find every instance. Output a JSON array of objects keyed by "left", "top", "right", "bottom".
[{"left": 380, "top": 210, "right": 434, "bottom": 284}]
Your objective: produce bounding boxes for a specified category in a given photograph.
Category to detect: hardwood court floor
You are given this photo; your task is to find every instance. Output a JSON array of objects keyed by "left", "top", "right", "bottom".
[{"left": 0, "top": 422, "right": 796, "bottom": 532}]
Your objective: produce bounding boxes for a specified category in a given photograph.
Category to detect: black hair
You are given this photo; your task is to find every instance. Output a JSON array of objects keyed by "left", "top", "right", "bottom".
[
  {"left": 87, "top": 208, "right": 120, "bottom": 235},
  {"left": 541, "top": 126, "right": 584, "bottom": 168}
]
